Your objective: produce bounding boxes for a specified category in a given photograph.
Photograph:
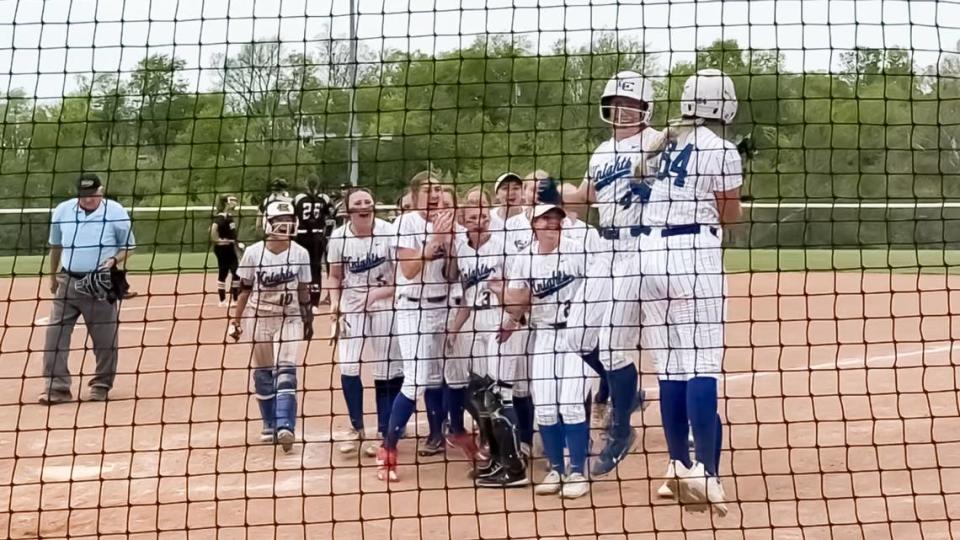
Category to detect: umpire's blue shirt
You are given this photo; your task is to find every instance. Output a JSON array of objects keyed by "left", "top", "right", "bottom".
[{"left": 49, "top": 199, "right": 136, "bottom": 273}]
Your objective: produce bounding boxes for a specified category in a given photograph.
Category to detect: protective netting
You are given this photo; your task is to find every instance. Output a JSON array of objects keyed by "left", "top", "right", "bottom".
[{"left": 2, "top": 1, "right": 959, "bottom": 538}]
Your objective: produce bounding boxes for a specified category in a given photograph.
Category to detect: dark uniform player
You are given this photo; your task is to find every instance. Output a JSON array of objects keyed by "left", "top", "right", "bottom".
[
  {"left": 211, "top": 195, "right": 243, "bottom": 307},
  {"left": 293, "top": 175, "right": 335, "bottom": 307}
]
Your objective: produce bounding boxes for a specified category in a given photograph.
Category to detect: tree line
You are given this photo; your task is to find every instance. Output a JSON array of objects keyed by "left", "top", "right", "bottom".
[{"left": 2, "top": 34, "right": 960, "bottom": 254}]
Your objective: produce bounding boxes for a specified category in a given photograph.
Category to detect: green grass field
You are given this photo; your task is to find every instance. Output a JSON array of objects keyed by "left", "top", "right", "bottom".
[{"left": 1, "top": 249, "right": 959, "bottom": 277}]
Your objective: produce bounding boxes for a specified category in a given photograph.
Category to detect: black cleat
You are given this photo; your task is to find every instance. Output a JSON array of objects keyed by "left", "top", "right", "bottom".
[{"left": 475, "top": 468, "right": 530, "bottom": 488}]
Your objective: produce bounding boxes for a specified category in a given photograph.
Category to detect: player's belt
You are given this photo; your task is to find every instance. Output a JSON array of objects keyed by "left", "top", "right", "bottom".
[
  {"left": 404, "top": 295, "right": 447, "bottom": 303},
  {"left": 599, "top": 224, "right": 717, "bottom": 240},
  {"left": 296, "top": 229, "right": 324, "bottom": 234},
  {"left": 533, "top": 321, "right": 567, "bottom": 330}
]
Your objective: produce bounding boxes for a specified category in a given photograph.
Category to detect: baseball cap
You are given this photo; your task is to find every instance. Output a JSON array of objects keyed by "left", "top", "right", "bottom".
[
  {"left": 493, "top": 172, "right": 522, "bottom": 192},
  {"left": 531, "top": 204, "right": 566, "bottom": 220},
  {"left": 77, "top": 174, "right": 103, "bottom": 197}
]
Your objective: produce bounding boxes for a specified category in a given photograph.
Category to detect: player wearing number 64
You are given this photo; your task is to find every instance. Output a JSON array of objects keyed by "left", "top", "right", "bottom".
[{"left": 228, "top": 200, "right": 314, "bottom": 453}]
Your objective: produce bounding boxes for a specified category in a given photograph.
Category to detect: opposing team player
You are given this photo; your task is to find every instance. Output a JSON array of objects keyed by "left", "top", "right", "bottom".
[
  {"left": 326, "top": 187, "right": 405, "bottom": 457},
  {"left": 229, "top": 200, "right": 314, "bottom": 452},
  {"left": 447, "top": 187, "right": 529, "bottom": 487},
  {"left": 502, "top": 204, "right": 593, "bottom": 499},
  {"left": 294, "top": 175, "right": 335, "bottom": 307},
  {"left": 378, "top": 171, "right": 456, "bottom": 481},
  {"left": 644, "top": 69, "right": 742, "bottom": 516},
  {"left": 573, "top": 70, "right": 665, "bottom": 477},
  {"left": 210, "top": 195, "right": 243, "bottom": 307}
]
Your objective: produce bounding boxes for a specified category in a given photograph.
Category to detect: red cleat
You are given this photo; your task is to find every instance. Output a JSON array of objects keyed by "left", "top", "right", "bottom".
[
  {"left": 446, "top": 432, "right": 481, "bottom": 462},
  {"left": 376, "top": 446, "right": 398, "bottom": 482}
]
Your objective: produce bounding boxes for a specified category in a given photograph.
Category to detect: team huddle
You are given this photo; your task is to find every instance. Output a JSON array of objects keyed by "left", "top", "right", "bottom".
[{"left": 226, "top": 68, "right": 743, "bottom": 514}]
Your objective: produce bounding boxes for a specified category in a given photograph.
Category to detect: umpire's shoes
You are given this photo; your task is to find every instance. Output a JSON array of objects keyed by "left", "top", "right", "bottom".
[
  {"left": 38, "top": 389, "right": 73, "bottom": 405},
  {"left": 476, "top": 468, "right": 529, "bottom": 488},
  {"left": 590, "top": 428, "right": 637, "bottom": 478},
  {"left": 88, "top": 386, "right": 109, "bottom": 402}
]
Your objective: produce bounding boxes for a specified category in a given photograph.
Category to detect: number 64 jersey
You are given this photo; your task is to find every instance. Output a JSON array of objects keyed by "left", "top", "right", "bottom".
[{"left": 237, "top": 241, "right": 313, "bottom": 316}]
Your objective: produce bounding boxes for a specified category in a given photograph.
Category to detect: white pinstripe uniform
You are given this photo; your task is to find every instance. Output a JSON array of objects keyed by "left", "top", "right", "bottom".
[
  {"left": 507, "top": 236, "right": 594, "bottom": 425},
  {"left": 585, "top": 128, "right": 666, "bottom": 370},
  {"left": 494, "top": 211, "right": 536, "bottom": 397},
  {"left": 444, "top": 235, "right": 471, "bottom": 389},
  {"left": 326, "top": 219, "right": 403, "bottom": 380},
  {"left": 237, "top": 242, "right": 312, "bottom": 366},
  {"left": 639, "top": 125, "right": 742, "bottom": 380},
  {"left": 393, "top": 211, "right": 452, "bottom": 399},
  {"left": 452, "top": 232, "right": 510, "bottom": 382}
]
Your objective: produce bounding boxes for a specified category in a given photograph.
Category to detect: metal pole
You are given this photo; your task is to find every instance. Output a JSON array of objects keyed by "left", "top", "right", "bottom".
[{"left": 347, "top": 0, "right": 359, "bottom": 186}]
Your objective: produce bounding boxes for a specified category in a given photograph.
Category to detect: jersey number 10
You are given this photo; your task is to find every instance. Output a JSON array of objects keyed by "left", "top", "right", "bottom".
[{"left": 657, "top": 141, "right": 693, "bottom": 187}]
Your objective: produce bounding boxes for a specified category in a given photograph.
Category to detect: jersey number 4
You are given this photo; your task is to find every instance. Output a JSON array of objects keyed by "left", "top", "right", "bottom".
[{"left": 657, "top": 142, "right": 693, "bottom": 187}]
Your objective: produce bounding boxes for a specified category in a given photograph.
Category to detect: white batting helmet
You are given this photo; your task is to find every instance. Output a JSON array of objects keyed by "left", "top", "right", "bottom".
[
  {"left": 600, "top": 70, "right": 655, "bottom": 127},
  {"left": 680, "top": 68, "right": 738, "bottom": 124},
  {"left": 263, "top": 200, "right": 298, "bottom": 238}
]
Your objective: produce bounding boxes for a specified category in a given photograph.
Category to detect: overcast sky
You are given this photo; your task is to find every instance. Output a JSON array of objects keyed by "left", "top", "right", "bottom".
[{"left": 0, "top": 0, "right": 957, "bottom": 100}]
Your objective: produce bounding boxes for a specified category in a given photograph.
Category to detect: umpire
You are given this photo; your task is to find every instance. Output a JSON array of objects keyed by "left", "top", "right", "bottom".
[{"left": 39, "top": 173, "right": 136, "bottom": 405}]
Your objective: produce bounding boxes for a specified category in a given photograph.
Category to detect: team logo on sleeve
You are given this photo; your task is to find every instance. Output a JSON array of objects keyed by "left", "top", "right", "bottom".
[
  {"left": 344, "top": 253, "right": 387, "bottom": 274},
  {"left": 532, "top": 271, "right": 576, "bottom": 299}
]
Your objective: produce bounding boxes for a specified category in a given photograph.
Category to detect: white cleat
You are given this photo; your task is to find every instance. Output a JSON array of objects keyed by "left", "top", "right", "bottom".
[
  {"left": 679, "top": 462, "right": 729, "bottom": 517},
  {"left": 534, "top": 470, "right": 563, "bottom": 496},
  {"left": 560, "top": 473, "right": 590, "bottom": 499},
  {"left": 337, "top": 428, "right": 362, "bottom": 454},
  {"left": 658, "top": 460, "right": 689, "bottom": 498},
  {"left": 218, "top": 300, "right": 228, "bottom": 308},
  {"left": 260, "top": 428, "right": 275, "bottom": 443},
  {"left": 363, "top": 442, "right": 380, "bottom": 458}
]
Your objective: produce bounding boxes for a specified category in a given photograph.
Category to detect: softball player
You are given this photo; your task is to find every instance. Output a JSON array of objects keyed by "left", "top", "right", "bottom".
[
  {"left": 378, "top": 171, "right": 456, "bottom": 481},
  {"left": 326, "top": 188, "right": 404, "bottom": 457},
  {"left": 210, "top": 195, "right": 242, "bottom": 307},
  {"left": 643, "top": 69, "right": 742, "bottom": 516},
  {"left": 503, "top": 204, "right": 593, "bottom": 499},
  {"left": 489, "top": 172, "right": 526, "bottom": 230},
  {"left": 448, "top": 187, "right": 529, "bottom": 487},
  {"left": 572, "top": 71, "right": 666, "bottom": 477},
  {"left": 229, "top": 200, "right": 314, "bottom": 453}
]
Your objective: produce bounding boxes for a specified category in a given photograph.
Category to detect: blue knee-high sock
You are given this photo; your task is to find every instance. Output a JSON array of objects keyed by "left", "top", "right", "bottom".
[
  {"left": 596, "top": 375, "right": 610, "bottom": 404},
  {"left": 387, "top": 377, "right": 405, "bottom": 437},
  {"left": 445, "top": 386, "right": 467, "bottom": 434},
  {"left": 385, "top": 393, "right": 416, "bottom": 450},
  {"left": 658, "top": 380, "right": 692, "bottom": 467},
  {"left": 252, "top": 368, "right": 275, "bottom": 431},
  {"left": 714, "top": 414, "right": 723, "bottom": 476},
  {"left": 608, "top": 363, "right": 639, "bottom": 439},
  {"left": 564, "top": 421, "right": 590, "bottom": 475},
  {"left": 340, "top": 374, "right": 364, "bottom": 432},
  {"left": 538, "top": 422, "right": 566, "bottom": 474},
  {"left": 423, "top": 388, "right": 445, "bottom": 441},
  {"left": 581, "top": 348, "right": 605, "bottom": 378},
  {"left": 687, "top": 377, "right": 720, "bottom": 476},
  {"left": 275, "top": 365, "right": 298, "bottom": 432},
  {"left": 513, "top": 396, "right": 534, "bottom": 446},
  {"left": 373, "top": 380, "right": 390, "bottom": 437}
]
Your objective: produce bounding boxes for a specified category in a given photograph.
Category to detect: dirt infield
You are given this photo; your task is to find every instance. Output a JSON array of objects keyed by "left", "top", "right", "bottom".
[{"left": 0, "top": 271, "right": 958, "bottom": 539}]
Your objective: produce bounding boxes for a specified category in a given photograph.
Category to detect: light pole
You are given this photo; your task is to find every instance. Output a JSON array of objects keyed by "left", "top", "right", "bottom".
[{"left": 347, "top": 0, "right": 359, "bottom": 186}]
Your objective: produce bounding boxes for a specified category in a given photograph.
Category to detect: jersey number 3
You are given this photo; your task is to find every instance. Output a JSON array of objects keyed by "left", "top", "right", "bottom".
[{"left": 657, "top": 142, "right": 693, "bottom": 187}]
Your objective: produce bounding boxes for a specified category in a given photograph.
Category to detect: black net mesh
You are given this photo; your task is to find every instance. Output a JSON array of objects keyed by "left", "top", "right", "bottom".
[{"left": 1, "top": 1, "right": 959, "bottom": 538}]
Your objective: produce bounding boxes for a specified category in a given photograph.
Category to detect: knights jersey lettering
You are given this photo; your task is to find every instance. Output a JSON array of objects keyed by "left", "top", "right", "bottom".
[
  {"left": 294, "top": 192, "right": 333, "bottom": 233},
  {"left": 644, "top": 125, "right": 743, "bottom": 227},
  {"left": 506, "top": 237, "right": 586, "bottom": 328},
  {"left": 454, "top": 232, "right": 506, "bottom": 313},
  {"left": 237, "top": 241, "right": 312, "bottom": 315},
  {"left": 587, "top": 127, "right": 664, "bottom": 229},
  {"left": 327, "top": 219, "right": 396, "bottom": 311}
]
